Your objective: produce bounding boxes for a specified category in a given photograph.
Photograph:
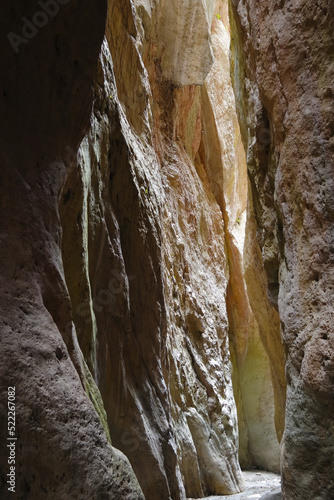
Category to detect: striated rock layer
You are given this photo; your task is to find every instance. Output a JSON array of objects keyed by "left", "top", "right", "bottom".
[
  {"left": 230, "top": 0, "right": 334, "bottom": 499},
  {"left": 1, "top": 0, "right": 288, "bottom": 499}
]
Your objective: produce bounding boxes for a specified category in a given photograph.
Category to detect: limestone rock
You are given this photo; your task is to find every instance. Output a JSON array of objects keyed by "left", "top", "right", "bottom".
[
  {"left": 230, "top": 0, "right": 334, "bottom": 498},
  {"left": 132, "top": 0, "right": 215, "bottom": 86},
  {"left": 66, "top": 13, "right": 245, "bottom": 496},
  {"left": 260, "top": 487, "right": 281, "bottom": 500},
  {"left": 0, "top": 1, "right": 144, "bottom": 499},
  {"left": 202, "top": 6, "right": 285, "bottom": 473},
  {"left": 156, "top": 0, "right": 215, "bottom": 85},
  {"left": 0, "top": 0, "right": 296, "bottom": 498}
]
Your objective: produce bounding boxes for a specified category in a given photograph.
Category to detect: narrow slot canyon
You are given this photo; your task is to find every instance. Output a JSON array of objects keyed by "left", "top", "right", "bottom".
[{"left": 0, "top": 1, "right": 333, "bottom": 500}]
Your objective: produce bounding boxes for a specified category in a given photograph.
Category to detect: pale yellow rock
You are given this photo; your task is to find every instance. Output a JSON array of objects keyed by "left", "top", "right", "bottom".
[
  {"left": 203, "top": 16, "right": 247, "bottom": 228},
  {"left": 157, "top": 0, "right": 215, "bottom": 85},
  {"left": 0, "top": 0, "right": 289, "bottom": 498},
  {"left": 133, "top": 0, "right": 216, "bottom": 86},
  {"left": 202, "top": 2, "right": 286, "bottom": 472}
]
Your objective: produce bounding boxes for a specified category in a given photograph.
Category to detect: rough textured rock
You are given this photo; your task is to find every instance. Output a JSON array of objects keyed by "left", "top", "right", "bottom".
[
  {"left": 230, "top": 0, "right": 334, "bottom": 498},
  {"left": 75, "top": 1, "right": 283, "bottom": 496},
  {"left": 1, "top": 0, "right": 290, "bottom": 499},
  {"left": 68, "top": 3, "right": 245, "bottom": 496},
  {"left": 0, "top": 2, "right": 144, "bottom": 499}
]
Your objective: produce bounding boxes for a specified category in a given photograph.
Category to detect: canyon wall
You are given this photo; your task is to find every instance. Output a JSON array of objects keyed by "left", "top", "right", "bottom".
[
  {"left": 0, "top": 2, "right": 144, "bottom": 499},
  {"left": 0, "top": 0, "right": 299, "bottom": 499},
  {"left": 230, "top": 1, "right": 334, "bottom": 499},
  {"left": 61, "top": 0, "right": 285, "bottom": 496}
]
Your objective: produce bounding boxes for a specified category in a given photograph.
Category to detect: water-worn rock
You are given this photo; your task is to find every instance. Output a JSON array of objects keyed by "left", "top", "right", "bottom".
[
  {"left": 77, "top": 0, "right": 284, "bottom": 496},
  {"left": 260, "top": 487, "right": 281, "bottom": 500},
  {"left": 0, "top": 1, "right": 144, "bottom": 499},
  {"left": 1, "top": 0, "right": 245, "bottom": 498},
  {"left": 203, "top": 6, "right": 285, "bottom": 473},
  {"left": 230, "top": 0, "right": 334, "bottom": 498},
  {"left": 1, "top": 0, "right": 289, "bottom": 498},
  {"left": 71, "top": 2, "right": 245, "bottom": 495},
  {"left": 188, "top": 469, "right": 281, "bottom": 500}
]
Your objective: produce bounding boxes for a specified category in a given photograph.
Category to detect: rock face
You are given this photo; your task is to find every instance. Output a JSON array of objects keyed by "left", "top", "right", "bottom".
[
  {"left": 0, "top": 2, "right": 144, "bottom": 499},
  {"left": 230, "top": 0, "right": 334, "bottom": 499},
  {"left": 202, "top": 10, "right": 285, "bottom": 473},
  {"left": 0, "top": 0, "right": 289, "bottom": 499}
]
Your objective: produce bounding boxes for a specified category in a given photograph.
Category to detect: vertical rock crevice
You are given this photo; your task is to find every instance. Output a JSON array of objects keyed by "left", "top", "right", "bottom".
[
  {"left": 60, "top": 2, "right": 286, "bottom": 498},
  {"left": 199, "top": 4, "right": 286, "bottom": 472}
]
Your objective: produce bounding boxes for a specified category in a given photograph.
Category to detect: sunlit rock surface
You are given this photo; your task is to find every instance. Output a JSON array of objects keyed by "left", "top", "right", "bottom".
[
  {"left": 230, "top": 0, "right": 334, "bottom": 498},
  {"left": 62, "top": 0, "right": 284, "bottom": 496},
  {"left": 203, "top": 10, "right": 285, "bottom": 473},
  {"left": 65, "top": 2, "right": 244, "bottom": 496}
]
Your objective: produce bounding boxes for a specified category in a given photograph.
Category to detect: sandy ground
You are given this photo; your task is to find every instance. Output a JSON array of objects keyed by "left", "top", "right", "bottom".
[{"left": 188, "top": 470, "right": 281, "bottom": 500}]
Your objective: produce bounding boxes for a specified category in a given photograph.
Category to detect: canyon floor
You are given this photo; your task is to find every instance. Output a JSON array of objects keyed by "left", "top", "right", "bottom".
[{"left": 188, "top": 470, "right": 281, "bottom": 500}]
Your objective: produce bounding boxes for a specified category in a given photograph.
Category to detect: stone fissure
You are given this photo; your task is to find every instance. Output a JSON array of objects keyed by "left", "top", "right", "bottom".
[{"left": 1, "top": 1, "right": 332, "bottom": 499}]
